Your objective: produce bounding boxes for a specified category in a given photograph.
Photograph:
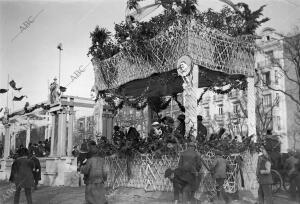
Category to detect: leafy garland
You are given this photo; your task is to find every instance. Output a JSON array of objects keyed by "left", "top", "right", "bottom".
[
  {"left": 197, "top": 70, "right": 247, "bottom": 104},
  {"left": 99, "top": 89, "right": 186, "bottom": 116},
  {"left": 95, "top": 130, "right": 261, "bottom": 158},
  {"left": 88, "top": 1, "right": 269, "bottom": 61}
]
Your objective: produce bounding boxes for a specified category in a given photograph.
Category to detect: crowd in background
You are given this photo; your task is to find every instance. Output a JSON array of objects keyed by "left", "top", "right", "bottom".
[{"left": 8, "top": 139, "right": 51, "bottom": 159}]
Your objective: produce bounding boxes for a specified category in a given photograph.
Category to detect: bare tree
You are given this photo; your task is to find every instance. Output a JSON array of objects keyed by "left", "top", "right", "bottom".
[
  {"left": 289, "top": 132, "right": 300, "bottom": 151},
  {"left": 259, "top": 27, "right": 300, "bottom": 115},
  {"left": 255, "top": 88, "right": 279, "bottom": 137},
  {"left": 229, "top": 87, "right": 279, "bottom": 138}
]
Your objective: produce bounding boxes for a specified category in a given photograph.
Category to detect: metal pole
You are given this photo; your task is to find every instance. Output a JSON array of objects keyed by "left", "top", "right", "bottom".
[
  {"left": 57, "top": 43, "right": 63, "bottom": 88},
  {"left": 59, "top": 49, "right": 61, "bottom": 87},
  {"left": 7, "top": 74, "right": 9, "bottom": 108}
]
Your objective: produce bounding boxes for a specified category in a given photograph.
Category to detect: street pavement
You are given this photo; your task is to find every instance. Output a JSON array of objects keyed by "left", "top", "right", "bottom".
[{"left": 0, "top": 182, "right": 299, "bottom": 204}]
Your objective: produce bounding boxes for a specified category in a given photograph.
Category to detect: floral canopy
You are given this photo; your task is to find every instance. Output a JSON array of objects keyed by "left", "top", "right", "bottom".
[{"left": 92, "top": 18, "right": 255, "bottom": 97}]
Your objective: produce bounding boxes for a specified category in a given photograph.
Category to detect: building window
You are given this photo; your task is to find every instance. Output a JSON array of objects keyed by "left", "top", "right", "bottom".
[
  {"left": 263, "top": 94, "right": 272, "bottom": 107},
  {"left": 204, "top": 107, "right": 209, "bottom": 117},
  {"left": 263, "top": 71, "right": 271, "bottom": 85},
  {"left": 79, "top": 121, "right": 84, "bottom": 131},
  {"left": 233, "top": 124, "right": 239, "bottom": 133},
  {"left": 277, "top": 116, "right": 281, "bottom": 130},
  {"left": 218, "top": 105, "right": 223, "bottom": 115},
  {"left": 266, "top": 50, "right": 274, "bottom": 59},
  {"left": 275, "top": 70, "right": 279, "bottom": 84},
  {"left": 276, "top": 93, "right": 280, "bottom": 107},
  {"left": 266, "top": 36, "right": 270, "bottom": 41},
  {"left": 233, "top": 103, "right": 239, "bottom": 114}
]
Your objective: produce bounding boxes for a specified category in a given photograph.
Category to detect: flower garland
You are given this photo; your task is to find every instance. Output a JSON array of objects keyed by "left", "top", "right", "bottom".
[{"left": 197, "top": 71, "right": 247, "bottom": 105}]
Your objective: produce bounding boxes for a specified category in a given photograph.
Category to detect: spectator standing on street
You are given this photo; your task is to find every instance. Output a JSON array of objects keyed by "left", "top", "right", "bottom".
[
  {"left": 0, "top": 142, "right": 3, "bottom": 158},
  {"left": 9, "top": 147, "right": 35, "bottom": 204},
  {"left": 165, "top": 167, "right": 192, "bottom": 204},
  {"left": 80, "top": 140, "right": 109, "bottom": 204},
  {"left": 30, "top": 152, "right": 41, "bottom": 190},
  {"left": 178, "top": 141, "right": 207, "bottom": 203},
  {"left": 285, "top": 152, "right": 300, "bottom": 200},
  {"left": 256, "top": 145, "right": 273, "bottom": 204},
  {"left": 211, "top": 150, "right": 230, "bottom": 204}
]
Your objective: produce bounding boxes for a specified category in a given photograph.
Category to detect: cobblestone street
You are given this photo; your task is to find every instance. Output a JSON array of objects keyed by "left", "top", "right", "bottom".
[{"left": 1, "top": 182, "right": 299, "bottom": 204}]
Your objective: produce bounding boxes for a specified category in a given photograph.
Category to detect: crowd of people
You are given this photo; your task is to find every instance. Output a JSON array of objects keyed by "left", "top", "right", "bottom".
[
  {"left": 3, "top": 113, "right": 300, "bottom": 204},
  {"left": 9, "top": 139, "right": 51, "bottom": 159}
]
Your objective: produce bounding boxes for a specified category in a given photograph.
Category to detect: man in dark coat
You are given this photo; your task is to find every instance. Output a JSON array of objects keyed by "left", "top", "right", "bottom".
[
  {"left": 174, "top": 114, "right": 186, "bottom": 144},
  {"left": 178, "top": 142, "right": 208, "bottom": 203},
  {"left": 80, "top": 140, "right": 109, "bottom": 204},
  {"left": 211, "top": 150, "right": 230, "bottom": 204},
  {"left": 30, "top": 152, "right": 41, "bottom": 190},
  {"left": 196, "top": 115, "right": 207, "bottom": 143},
  {"left": 9, "top": 147, "right": 35, "bottom": 204},
  {"left": 256, "top": 146, "right": 273, "bottom": 204},
  {"left": 165, "top": 167, "right": 193, "bottom": 204}
]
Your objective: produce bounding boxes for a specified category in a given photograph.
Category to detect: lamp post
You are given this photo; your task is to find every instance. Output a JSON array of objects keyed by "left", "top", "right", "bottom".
[{"left": 57, "top": 43, "right": 63, "bottom": 87}]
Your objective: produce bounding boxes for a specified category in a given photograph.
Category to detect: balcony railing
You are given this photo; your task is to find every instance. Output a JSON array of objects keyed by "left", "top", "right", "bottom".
[
  {"left": 214, "top": 114, "right": 225, "bottom": 121},
  {"left": 213, "top": 95, "right": 224, "bottom": 102},
  {"left": 201, "top": 97, "right": 211, "bottom": 104},
  {"left": 228, "top": 91, "right": 240, "bottom": 99}
]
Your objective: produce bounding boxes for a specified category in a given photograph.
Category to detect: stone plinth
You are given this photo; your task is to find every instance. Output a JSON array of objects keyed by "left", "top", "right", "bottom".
[{"left": 0, "top": 158, "right": 13, "bottom": 180}]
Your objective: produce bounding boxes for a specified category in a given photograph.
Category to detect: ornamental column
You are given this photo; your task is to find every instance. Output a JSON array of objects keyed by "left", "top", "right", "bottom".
[
  {"left": 58, "top": 110, "right": 67, "bottom": 156},
  {"left": 50, "top": 113, "right": 56, "bottom": 156},
  {"left": 94, "top": 99, "right": 104, "bottom": 136},
  {"left": 177, "top": 56, "right": 199, "bottom": 139},
  {"left": 11, "top": 128, "right": 16, "bottom": 152},
  {"left": 3, "top": 108, "right": 10, "bottom": 158},
  {"left": 3, "top": 125, "right": 10, "bottom": 158},
  {"left": 247, "top": 77, "right": 256, "bottom": 140},
  {"left": 67, "top": 108, "right": 74, "bottom": 156},
  {"left": 26, "top": 123, "right": 31, "bottom": 148}
]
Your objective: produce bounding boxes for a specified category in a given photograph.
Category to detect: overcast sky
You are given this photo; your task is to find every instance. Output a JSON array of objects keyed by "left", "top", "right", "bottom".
[{"left": 0, "top": 0, "right": 300, "bottom": 117}]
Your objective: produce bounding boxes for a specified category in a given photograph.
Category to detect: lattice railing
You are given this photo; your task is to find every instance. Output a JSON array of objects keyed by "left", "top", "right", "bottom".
[
  {"left": 93, "top": 18, "right": 255, "bottom": 91},
  {"left": 104, "top": 150, "right": 254, "bottom": 198}
]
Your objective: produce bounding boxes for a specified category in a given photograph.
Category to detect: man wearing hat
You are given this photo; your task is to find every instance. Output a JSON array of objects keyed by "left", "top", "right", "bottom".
[
  {"left": 174, "top": 114, "right": 186, "bottom": 144},
  {"left": 211, "top": 150, "right": 230, "bottom": 204},
  {"left": 149, "top": 121, "right": 162, "bottom": 141},
  {"left": 196, "top": 115, "right": 207, "bottom": 143},
  {"left": 80, "top": 140, "right": 109, "bottom": 204},
  {"left": 165, "top": 167, "right": 192, "bottom": 204},
  {"left": 177, "top": 141, "right": 207, "bottom": 203}
]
